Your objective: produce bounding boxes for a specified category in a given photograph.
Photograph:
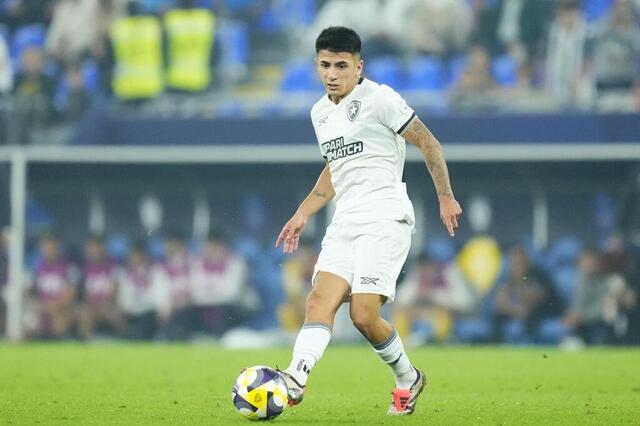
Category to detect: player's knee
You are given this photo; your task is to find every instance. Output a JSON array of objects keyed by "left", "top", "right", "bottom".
[{"left": 349, "top": 304, "right": 377, "bottom": 332}]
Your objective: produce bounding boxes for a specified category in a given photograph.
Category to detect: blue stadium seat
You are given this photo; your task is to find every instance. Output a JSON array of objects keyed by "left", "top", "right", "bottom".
[
  {"left": 260, "top": 0, "right": 317, "bottom": 31},
  {"left": 10, "top": 24, "right": 46, "bottom": 63},
  {"left": 146, "top": 237, "right": 165, "bottom": 260},
  {"left": 503, "top": 320, "right": 531, "bottom": 344},
  {"left": 0, "top": 24, "right": 9, "bottom": 45},
  {"left": 365, "top": 56, "right": 404, "bottom": 90},
  {"left": 407, "top": 56, "right": 445, "bottom": 91},
  {"left": 424, "top": 237, "right": 456, "bottom": 263},
  {"left": 217, "top": 21, "right": 250, "bottom": 67},
  {"left": 447, "top": 54, "right": 468, "bottom": 88},
  {"left": 280, "top": 60, "right": 321, "bottom": 92},
  {"left": 552, "top": 266, "right": 577, "bottom": 304},
  {"left": 545, "top": 236, "right": 582, "bottom": 269},
  {"left": 106, "top": 235, "right": 131, "bottom": 261},
  {"left": 83, "top": 60, "right": 101, "bottom": 94},
  {"left": 453, "top": 318, "right": 491, "bottom": 342},
  {"left": 537, "top": 318, "right": 567, "bottom": 344},
  {"left": 491, "top": 54, "right": 518, "bottom": 87},
  {"left": 583, "top": 0, "right": 614, "bottom": 22}
]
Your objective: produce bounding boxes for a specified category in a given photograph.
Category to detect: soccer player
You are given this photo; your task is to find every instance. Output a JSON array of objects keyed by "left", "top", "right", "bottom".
[
  {"left": 275, "top": 27, "right": 462, "bottom": 416},
  {"left": 77, "top": 234, "right": 125, "bottom": 339}
]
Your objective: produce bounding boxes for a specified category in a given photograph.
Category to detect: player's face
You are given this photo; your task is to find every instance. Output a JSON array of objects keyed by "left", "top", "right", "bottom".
[
  {"left": 40, "top": 238, "right": 60, "bottom": 262},
  {"left": 315, "top": 50, "right": 363, "bottom": 103}
]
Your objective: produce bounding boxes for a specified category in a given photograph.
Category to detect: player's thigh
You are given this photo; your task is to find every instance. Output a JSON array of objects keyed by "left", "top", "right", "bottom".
[
  {"left": 313, "top": 222, "right": 355, "bottom": 288},
  {"left": 352, "top": 220, "right": 411, "bottom": 302},
  {"left": 305, "top": 271, "right": 350, "bottom": 319}
]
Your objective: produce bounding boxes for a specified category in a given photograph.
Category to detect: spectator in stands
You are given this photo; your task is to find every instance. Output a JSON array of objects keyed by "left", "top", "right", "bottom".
[
  {"left": 77, "top": 235, "right": 125, "bottom": 339},
  {"left": 59, "top": 63, "right": 92, "bottom": 121},
  {"left": 29, "top": 231, "right": 78, "bottom": 339},
  {"left": 493, "top": 0, "right": 551, "bottom": 62},
  {"left": 470, "top": 0, "right": 502, "bottom": 55},
  {"left": 601, "top": 234, "right": 639, "bottom": 344},
  {"left": 563, "top": 248, "right": 628, "bottom": 345},
  {"left": 591, "top": 0, "right": 640, "bottom": 100},
  {"left": 117, "top": 242, "right": 158, "bottom": 340},
  {"left": 140, "top": 0, "right": 176, "bottom": 15},
  {"left": 302, "top": 0, "right": 384, "bottom": 56},
  {"left": 544, "top": 0, "right": 592, "bottom": 107},
  {"left": 278, "top": 238, "right": 317, "bottom": 332},
  {"left": 450, "top": 44, "right": 499, "bottom": 110},
  {"left": 0, "top": 32, "right": 11, "bottom": 94},
  {"left": 403, "top": 0, "right": 473, "bottom": 57},
  {"left": 0, "top": 0, "right": 55, "bottom": 31},
  {"left": 90, "top": 0, "right": 128, "bottom": 94},
  {"left": 46, "top": 0, "right": 101, "bottom": 66},
  {"left": 154, "top": 231, "right": 192, "bottom": 340},
  {"left": 492, "top": 245, "right": 563, "bottom": 343},
  {"left": 190, "top": 230, "right": 249, "bottom": 336},
  {"left": 212, "top": 0, "right": 267, "bottom": 27},
  {"left": 0, "top": 33, "right": 11, "bottom": 145},
  {"left": 13, "top": 46, "right": 55, "bottom": 143},
  {"left": 394, "top": 253, "right": 477, "bottom": 345}
]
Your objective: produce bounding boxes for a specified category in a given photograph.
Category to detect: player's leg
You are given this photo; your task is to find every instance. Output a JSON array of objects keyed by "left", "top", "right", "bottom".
[
  {"left": 77, "top": 303, "right": 96, "bottom": 340},
  {"left": 351, "top": 220, "right": 425, "bottom": 415},
  {"left": 102, "top": 303, "right": 127, "bottom": 336},
  {"left": 350, "top": 294, "right": 419, "bottom": 387},
  {"left": 51, "top": 303, "right": 75, "bottom": 338},
  {"left": 281, "top": 271, "right": 350, "bottom": 405}
]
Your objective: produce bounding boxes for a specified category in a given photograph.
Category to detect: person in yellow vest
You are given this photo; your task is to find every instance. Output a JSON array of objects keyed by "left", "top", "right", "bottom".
[
  {"left": 164, "top": 0, "right": 215, "bottom": 92},
  {"left": 110, "top": 5, "right": 164, "bottom": 100}
]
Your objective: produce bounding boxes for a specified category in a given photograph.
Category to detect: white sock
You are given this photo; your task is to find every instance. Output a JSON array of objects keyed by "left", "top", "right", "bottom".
[
  {"left": 285, "top": 322, "right": 332, "bottom": 386},
  {"left": 372, "top": 328, "right": 417, "bottom": 389}
]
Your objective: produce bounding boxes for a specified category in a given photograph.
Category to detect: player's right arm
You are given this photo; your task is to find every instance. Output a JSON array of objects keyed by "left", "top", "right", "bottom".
[{"left": 276, "top": 163, "right": 334, "bottom": 254}]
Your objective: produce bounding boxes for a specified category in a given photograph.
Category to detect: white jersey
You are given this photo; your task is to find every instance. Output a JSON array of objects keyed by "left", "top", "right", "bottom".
[{"left": 310, "top": 78, "right": 416, "bottom": 227}]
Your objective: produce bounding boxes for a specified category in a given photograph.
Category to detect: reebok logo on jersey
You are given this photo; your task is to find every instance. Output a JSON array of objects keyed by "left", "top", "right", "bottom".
[
  {"left": 322, "top": 136, "right": 363, "bottom": 163},
  {"left": 347, "top": 100, "right": 361, "bottom": 121},
  {"left": 360, "top": 277, "right": 380, "bottom": 286},
  {"left": 317, "top": 116, "right": 328, "bottom": 127}
]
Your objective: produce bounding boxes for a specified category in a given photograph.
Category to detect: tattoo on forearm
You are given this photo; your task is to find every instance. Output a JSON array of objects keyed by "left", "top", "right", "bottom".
[
  {"left": 404, "top": 119, "right": 454, "bottom": 199},
  {"left": 313, "top": 190, "right": 327, "bottom": 198}
]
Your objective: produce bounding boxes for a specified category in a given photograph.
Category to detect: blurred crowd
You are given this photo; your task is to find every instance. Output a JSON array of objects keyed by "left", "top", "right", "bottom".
[
  {"left": 1, "top": 0, "right": 640, "bottom": 143},
  {"left": 0, "top": 228, "right": 638, "bottom": 347}
]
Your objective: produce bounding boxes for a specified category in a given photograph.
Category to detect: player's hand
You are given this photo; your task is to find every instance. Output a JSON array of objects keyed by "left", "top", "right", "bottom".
[
  {"left": 439, "top": 196, "right": 462, "bottom": 237},
  {"left": 275, "top": 211, "right": 308, "bottom": 254}
]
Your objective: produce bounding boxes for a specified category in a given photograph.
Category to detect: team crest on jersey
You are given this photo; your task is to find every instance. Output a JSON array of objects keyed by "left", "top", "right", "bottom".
[{"left": 346, "top": 100, "right": 361, "bottom": 121}]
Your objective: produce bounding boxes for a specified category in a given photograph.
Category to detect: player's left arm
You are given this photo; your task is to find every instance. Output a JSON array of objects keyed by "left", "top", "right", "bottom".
[{"left": 401, "top": 116, "right": 462, "bottom": 237}]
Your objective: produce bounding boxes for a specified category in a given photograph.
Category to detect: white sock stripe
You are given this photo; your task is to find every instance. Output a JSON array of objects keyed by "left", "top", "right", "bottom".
[
  {"left": 373, "top": 329, "right": 398, "bottom": 351},
  {"left": 302, "top": 322, "right": 332, "bottom": 333}
]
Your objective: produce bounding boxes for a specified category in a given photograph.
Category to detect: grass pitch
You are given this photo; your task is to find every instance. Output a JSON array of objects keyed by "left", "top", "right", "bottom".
[{"left": 0, "top": 344, "right": 639, "bottom": 425}]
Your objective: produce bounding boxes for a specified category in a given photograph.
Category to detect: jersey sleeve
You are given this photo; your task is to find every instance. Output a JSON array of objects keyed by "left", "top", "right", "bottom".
[{"left": 374, "top": 84, "right": 416, "bottom": 135}]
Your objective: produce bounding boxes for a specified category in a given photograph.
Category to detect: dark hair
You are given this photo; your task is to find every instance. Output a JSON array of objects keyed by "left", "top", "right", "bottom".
[
  {"left": 315, "top": 26, "right": 361, "bottom": 55},
  {"left": 207, "top": 229, "right": 228, "bottom": 244},
  {"left": 164, "top": 229, "right": 186, "bottom": 243},
  {"left": 86, "top": 233, "right": 105, "bottom": 245}
]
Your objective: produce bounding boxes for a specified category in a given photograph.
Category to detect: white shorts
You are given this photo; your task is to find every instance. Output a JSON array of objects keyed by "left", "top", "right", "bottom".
[{"left": 313, "top": 220, "right": 412, "bottom": 302}]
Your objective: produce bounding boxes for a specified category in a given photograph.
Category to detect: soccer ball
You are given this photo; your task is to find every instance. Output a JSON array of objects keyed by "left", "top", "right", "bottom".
[{"left": 231, "top": 366, "right": 288, "bottom": 421}]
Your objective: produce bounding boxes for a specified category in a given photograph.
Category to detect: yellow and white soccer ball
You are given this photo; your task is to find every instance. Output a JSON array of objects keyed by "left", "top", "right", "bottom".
[{"left": 231, "top": 366, "right": 289, "bottom": 421}]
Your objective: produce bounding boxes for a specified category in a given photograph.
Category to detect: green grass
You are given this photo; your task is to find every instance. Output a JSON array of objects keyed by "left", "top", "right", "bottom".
[{"left": 0, "top": 344, "right": 639, "bottom": 425}]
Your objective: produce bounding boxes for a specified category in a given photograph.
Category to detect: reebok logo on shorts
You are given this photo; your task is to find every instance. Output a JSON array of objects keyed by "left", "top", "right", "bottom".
[{"left": 360, "top": 277, "right": 380, "bottom": 286}]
